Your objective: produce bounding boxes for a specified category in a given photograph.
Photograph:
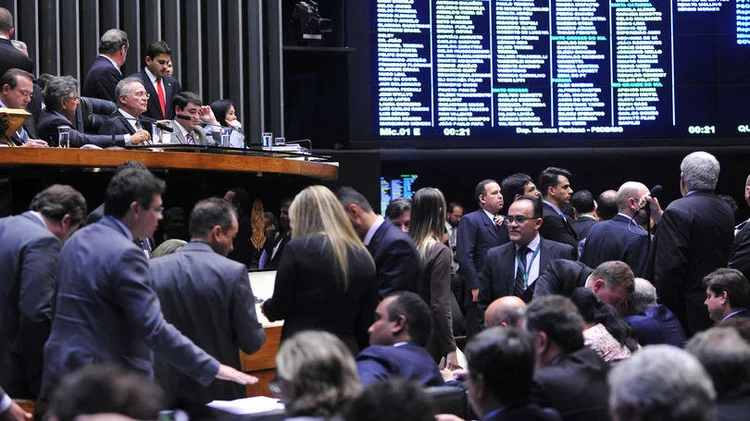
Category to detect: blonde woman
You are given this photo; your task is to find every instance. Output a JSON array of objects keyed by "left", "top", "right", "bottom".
[
  {"left": 262, "top": 185, "right": 377, "bottom": 354},
  {"left": 410, "top": 187, "right": 459, "bottom": 369}
]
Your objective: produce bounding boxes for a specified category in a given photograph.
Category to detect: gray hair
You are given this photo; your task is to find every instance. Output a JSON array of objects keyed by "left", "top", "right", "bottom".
[
  {"left": 115, "top": 77, "right": 145, "bottom": 105},
  {"left": 680, "top": 151, "right": 720, "bottom": 192},
  {"left": 43, "top": 76, "right": 78, "bottom": 112},
  {"left": 11, "top": 39, "right": 27, "bottom": 51},
  {"left": 630, "top": 278, "right": 658, "bottom": 315},
  {"left": 686, "top": 327, "right": 750, "bottom": 399},
  {"left": 99, "top": 28, "right": 128, "bottom": 54},
  {"left": 609, "top": 345, "right": 717, "bottom": 421}
]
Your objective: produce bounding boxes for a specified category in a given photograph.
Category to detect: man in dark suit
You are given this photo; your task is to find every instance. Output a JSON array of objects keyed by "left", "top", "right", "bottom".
[
  {"left": 532, "top": 260, "right": 593, "bottom": 299},
  {"left": 150, "top": 198, "right": 265, "bottom": 405},
  {"left": 457, "top": 179, "right": 510, "bottom": 338},
  {"left": 525, "top": 296, "right": 610, "bottom": 421},
  {"left": 130, "top": 40, "right": 181, "bottom": 120},
  {"left": 650, "top": 151, "right": 735, "bottom": 335},
  {"left": 0, "top": 185, "right": 86, "bottom": 399},
  {"left": 479, "top": 196, "right": 574, "bottom": 309},
  {"left": 81, "top": 29, "right": 128, "bottom": 103},
  {"left": 338, "top": 187, "right": 420, "bottom": 298},
  {"left": 356, "top": 291, "right": 443, "bottom": 387},
  {"left": 570, "top": 190, "right": 597, "bottom": 240},
  {"left": 538, "top": 167, "right": 578, "bottom": 250},
  {"left": 596, "top": 189, "right": 618, "bottom": 221},
  {"left": 704, "top": 268, "right": 750, "bottom": 323},
  {"left": 0, "top": 9, "right": 34, "bottom": 79},
  {"left": 581, "top": 181, "right": 653, "bottom": 277},
  {"left": 625, "top": 278, "right": 687, "bottom": 347},
  {"left": 729, "top": 173, "right": 750, "bottom": 279},
  {"left": 466, "top": 326, "right": 561, "bottom": 421},
  {"left": 501, "top": 173, "right": 541, "bottom": 207},
  {"left": 97, "top": 77, "right": 153, "bottom": 143},
  {"left": 40, "top": 169, "right": 257, "bottom": 402},
  {"left": 265, "top": 198, "right": 292, "bottom": 270},
  {"left": 0, "top": 68, "right": 47, "bottom": 147}
]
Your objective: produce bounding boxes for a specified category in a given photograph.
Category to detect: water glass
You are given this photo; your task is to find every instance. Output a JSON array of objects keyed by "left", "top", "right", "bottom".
[
  {"left": 57, "top": 126, "right": 71, "bottom": 148},
  {"left": 220, "top": 127, "right": 231, "bottom": 147}
]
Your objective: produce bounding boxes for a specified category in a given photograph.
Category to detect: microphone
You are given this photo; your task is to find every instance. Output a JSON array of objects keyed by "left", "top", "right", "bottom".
[
  {"left": 639, "top": 185, "right": 663, "bottom": 210},
  {"left": 115, "top": 115, "right": 174, "bottom": 133},
  {"left": 176, "top": 113, "right": 199, "bottom": 122}
]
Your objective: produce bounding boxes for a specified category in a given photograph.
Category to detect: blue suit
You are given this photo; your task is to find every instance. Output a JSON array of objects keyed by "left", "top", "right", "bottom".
[
  {"left": 0, "top": 213, "right": 60, "bottom": 398},
  {"left": 367, "top": 219, "right": 420, "bottom": 298},
  {"left": 356, "top": 343, "right": 443, "bottom": 387},
  {"left": 625, "top": 305, "right": 687, "bottom": 348},
  {"left": 483, "top": 404, "right": 562, "bottom": 421},
  {"left": 40, "top": 217, "right": 220, "bottom": 399},
  {"left": 36, "top": 110, "right": 127, "bottom": 148},
  {"left": 81, "top": 56, "right": 122, "bottom": 103},
  {"left": 581, "top": 214, "right": 649, "bottom": 277}
]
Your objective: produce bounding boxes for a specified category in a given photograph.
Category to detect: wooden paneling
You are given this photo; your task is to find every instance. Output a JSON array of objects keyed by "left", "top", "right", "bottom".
[{"left": 241, "top": 325, "right": 282, "bottom": 397}]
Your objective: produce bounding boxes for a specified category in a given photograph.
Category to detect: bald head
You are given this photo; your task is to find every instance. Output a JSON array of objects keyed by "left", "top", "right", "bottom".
[
  {"left": 485, "top": 296, "right": 526, "bottom": 328},
  {"left": 615, "top": 182, "right": 649, "bottom": 217}
]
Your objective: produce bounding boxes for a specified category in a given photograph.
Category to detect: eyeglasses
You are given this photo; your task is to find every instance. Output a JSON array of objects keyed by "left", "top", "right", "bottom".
[
  {"left": 132, "top": 92, "right": 150, "bottom": 98},
  {"left": 505, "top": 215, "right": 535, "bottom": 224},
  {"left": 17, "top": 90, "right": 33, "bottom": 99}
]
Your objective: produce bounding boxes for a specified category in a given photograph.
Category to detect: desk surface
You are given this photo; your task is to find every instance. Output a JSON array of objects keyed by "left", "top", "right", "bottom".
[{"left": 0, "top": 148, "right": 338, "bottom": 179}]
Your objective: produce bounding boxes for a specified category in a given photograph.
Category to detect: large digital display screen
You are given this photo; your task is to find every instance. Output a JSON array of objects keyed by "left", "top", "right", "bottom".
[
  {"left": 347, "top": 0, "right": 750, "bottom": 147},
  {"left": 380, "top": 174, "right": 419, "bottom": 214}
]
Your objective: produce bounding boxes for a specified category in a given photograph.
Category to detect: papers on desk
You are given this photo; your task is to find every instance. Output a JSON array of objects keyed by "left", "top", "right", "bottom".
[{"left": 207, "top": 396, "right": 285, "bottom": 415}]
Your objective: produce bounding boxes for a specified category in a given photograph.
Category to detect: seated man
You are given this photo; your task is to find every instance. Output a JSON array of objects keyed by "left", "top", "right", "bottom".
[
  {"left": 97, "top": 77, "right": 151, "bottom": 143},
  {"left": 532, "top": 259, "right": 593, "bottom": 299},
  {"left": 356, "top": 291, "right": 443, "bottom": 387},
  {"left": 0, "top": 68, "right": 47, "bottom": 147},
  {"left": 484, "top": 296, "right": 525, "bottom": 328},
  {"left": 166, "top": 91, "right": 220, "bottom": 145},
  {"left": 624, "top": 277, "right": 686, "bottom": 347},
  {"left": 704, "top": 268, "right": 750, "bottom": 323},
  {"left": 36, "top": 76, "right": 147, "bottom": 148}
]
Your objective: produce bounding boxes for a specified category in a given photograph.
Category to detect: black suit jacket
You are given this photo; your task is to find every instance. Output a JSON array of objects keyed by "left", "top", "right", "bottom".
[
  {"left": 581, "top": 214, "right": 649, "bottom": 277},
  {"left": 729, "top": 221, "right": 750, "bottom": 280},
  {"left": 149, "top": 241, "right": 265, "bottom": 405},
  {"left": 356, "top": 343, "right": 444, "bottom": 387},
  {"left": 37, "top": 110, "right": 126, "bottom": 148},
  {"left": 479, "top": 238, "right": 574, "bottom": 310},
  {"left": 98, "top": 110, "right": 137, "bottom": 135},
  {"left": 539, "top": 202, "right": 578, "bottom": 250},
  {"left": 533, "top": 259, "right": 594, "bottom": 299},
  {"left": 130, "top": 69, "right": 182, "bottom": 120},
  {"left": 530, "top": 348, "right": 611, "bottom": 421},
  {"left": 368, "top": 219, "right": 420, "bottom": 298},
  {"left": 571, "top": 216, "right": 597, "bottom": 240},
  {"left": 81, "top": 56, "right": 122, "bottom": 103},
  {"left": 456, "top": 209, "right": 510, "bottom": 295},
  {"left": 0, "top": 38, "right": 34, "bottom": 79},
  {"left": 649, "top": 192, "right": 734, "bottom": 335},
  {"left": 484, "top": 403, "right": 562, "bottom": 421}
]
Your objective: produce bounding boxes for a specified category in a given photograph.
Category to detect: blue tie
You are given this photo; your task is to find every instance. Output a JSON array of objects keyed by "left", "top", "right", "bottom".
[{"left": 16, "top": 127, "right": 29, "bottom": 145}]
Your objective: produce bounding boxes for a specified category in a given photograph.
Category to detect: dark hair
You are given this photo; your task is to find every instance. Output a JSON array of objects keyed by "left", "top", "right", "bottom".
[
  {"left": 104, "top": 168, "right": 165, "bottom": 218},
  {"left": 474, "top": 179, "right": 499, "bottom": 204},
  {"left": 466, "top": 327, "right": 535, "bottom": 404},
  {"left": 116, "top": 160, "right": 147, "bottom": 173},
  {"left": 0, "top": 7, "right": 12, "bottom": 34},
  {"left": 686, "top": 327, "right": 750, "bottom": 398},
  {"left": 502, "top": 173, "right": 533, "bottom": 204},
  {"left": 264, "top": 211, "right": 278, "bottom": 228},
  {"left": 591, "top": 260, "right": 635, "bottom": 294},
  {"left": 173, "top": 91, "right": 202, "bottom": 109},
  {"left": 144, "top": 40, "right": 172, "bottom": 59},
  {"left": 511, "top": 195, "right": 542, "bottom": 218},
  {"left": 210, "top": 99, "right": 234, "bottom": 127},
  {"left": 48, "top": 364, "right": 165, "bottom": 421},
  {"left": 705, "top": 268, "right": 750, "bottom": 309},
  {"left": 188, "top": 198, "right": 237, "bottom": 239},
  {"left": 571, "top": 190, "right": 595, "bottom": 214},
  {"left": 29, "top": 184, "right": 88, "bottom": 226},
  {"left": 538, "top": 167, "right": 572, "bottom": 198},
  {"left": 385, "top": 291, "right": 433, "bottom": 347},
  {"left": 524, "top": 295, "right": 584, "bottom": 353},
  {"left": 226, "top": 187, "right": 250, "bottom": 215},
  {"left": 570, "top": 287, "right": 638, "bottom": 352},
  {"left": 336, "top": 186, "right": 373, "bottom": 213},
  {"left": 596, "top": 190, "right": 618, "bottom": 221},
  {"left": 385, "top": 197, "right": 412, "bottom": 220},
  {"left": 447, "top": 201, "right": 462, "bottom": 214},
  {"left": 0, "top": 68, "right": 33, "bottom": 89},
  {"left": 344, "top": 378, "right": 435, "bottom": 421}
]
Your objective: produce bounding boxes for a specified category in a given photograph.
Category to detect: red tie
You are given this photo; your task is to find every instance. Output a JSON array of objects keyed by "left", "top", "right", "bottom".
[{"left": 156, "top": 78, "right": 167, "bottom": 117}]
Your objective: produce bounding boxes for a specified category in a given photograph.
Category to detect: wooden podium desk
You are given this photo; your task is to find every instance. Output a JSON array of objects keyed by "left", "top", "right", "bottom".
[{"left": 243, "top": 270, "right": 282, "bottom": 397}]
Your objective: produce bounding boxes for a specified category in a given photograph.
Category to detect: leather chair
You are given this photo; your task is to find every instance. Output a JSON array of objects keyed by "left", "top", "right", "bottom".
[
  {"left": 425, "top": 385, "right": 470, "bottom": 419},
  {"left": 75, "top": 96, "right": 117, "bottom": 134}
]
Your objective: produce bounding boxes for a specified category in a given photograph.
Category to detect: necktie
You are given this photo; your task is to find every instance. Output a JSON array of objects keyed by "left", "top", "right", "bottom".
[
  {"left": 16, "top": 127, "right": 29, "bottom": 145},
  {"left": 259, "top": 249, "right": 268, "bottom": 269},
  {"left": 514, "top": 245, "right": 534, "bottom": 302},
  {"left": 186, "top": 131, "right": 194, "bottom": 144},
  {"left": 156, "top": 78, "right": 167, "bottom": 117}
]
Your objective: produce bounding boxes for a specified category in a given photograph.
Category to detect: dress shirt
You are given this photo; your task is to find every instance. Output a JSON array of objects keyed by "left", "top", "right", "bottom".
[
  {"left": 723, "top": 309, "right": 748, "bottom": 321},
  {"left": 364, "top": 215, "right": 386, "bottom": 246},
  {"left": 144, "top": 67, "right": 162, "bottom": 95},
  {"left": 515, "top": 234, "right": 541, "bottom": 285},
  {"left": 0, "top": 394, "right": 10, "bottom": 413}
]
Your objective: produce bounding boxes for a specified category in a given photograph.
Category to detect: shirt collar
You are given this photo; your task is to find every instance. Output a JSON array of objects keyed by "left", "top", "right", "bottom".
[
  {"left": 99, "top": 54, "right": 121, "bottom": 72},
  {"left": 28, "top": 210, "right": 48, "bottom": 228},
  {"left": 482, "top": 208, "right": 496, "bottom": 222},
  {"left": 543, "top": 200, "right": 564, "bottom": 216},
  {"left": 119, "top": 109, "right": 138, "bottom": 130},
  {"left": 107, "top": 216, "right": 134, "bottom": 240},
  {"left": 363, "top": 215, "right": 385, "bottom": 246},
  {"left": 393, "top": 341, "right": 409, "bottom": 347},
  {"left": 517, "top": 233, "right": 541, "bottom": 251},
  {"left": 144, "top": 66, "right": 159, "bottom": 83},
  {"left": 616, "top": 212, "right": 635, "bottom": 221},
  {"left": 722, "top": 309, "right": 747, "bottom": 321}
]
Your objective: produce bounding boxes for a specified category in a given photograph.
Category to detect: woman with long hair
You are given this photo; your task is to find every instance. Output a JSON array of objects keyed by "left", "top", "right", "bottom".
[
  {"left": 409, "top": 187, "right": 459, "bottom": 369},
  {"left": 261, "top": 185, "right": 377, "bottom": 354},
  {"left": 209, "top": 99, "right": 245, "bottom": 148}
]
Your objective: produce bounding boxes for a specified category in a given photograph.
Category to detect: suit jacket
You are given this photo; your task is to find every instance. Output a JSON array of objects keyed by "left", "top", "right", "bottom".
[
  {"left": 40, "top": 217, "right": 220, "bottom": 399},
  {"left": 266, "top": 232, "right": 290, "bottom": 270},
  {"left": 456, "top": 209, "right": 510, "bottom": 295},
  {"left": 729, "top": 221, "right": 750, "bottom": 280},
  {"left": 368, "top": 219, "right": 420, "bottom": 298},
  {"left": 649, "top": 192, "right": 734, "bottom": 335},
  {"left": 168, "top": 120, "right": 218, "bottom": 145},
  {"left": 0, "top": 38, "right": 34, "bottom": 80},
  {"left": 484, "top": 403, "right": 562, "bottom": 421},
  {"left": 37, "top": 109, "right": 126, "bottom": 148},
  {"left": 356, "top": 343, "right": 444, "bottom": 387},
  {"left": 81, "top": 56, "right": 122, "bottom": 103},
  {"left": 581, "top": 214, "right": 649, "bottom": 277},
  {"left": 130, "top": 69, "right": 182, "bottom": 120},
  {"left": 479, "top": 238, "right": 574, "bottom": 310},
  {"left": 716, "top": 395, "right": 750, "bottom": 421},
  {"left": 263, "top": 234, "right": 378, "bottom": 354},
  {"left": 539, "top": 203, "right": 578, "bottom": 250},
  {"left": 530, "top": 348, "right": 611, "bottom": 421},
  {"left": 98, "top": 110, "right": 138, "bottom": 135},
  {"left": 625, "top": 305, "right": 687, "bottom": 348},
  {"left": 572, "top": 216, "right": 597, "bottom": 240},
  {"left": 149, "top": 241, "right": 265, "bottom": 405},
  {"left": 533, "top": 259, "right": 593, "bottom": 299},
  {"left": 0, "top": 213, "right": 60, "bottom": 398}
]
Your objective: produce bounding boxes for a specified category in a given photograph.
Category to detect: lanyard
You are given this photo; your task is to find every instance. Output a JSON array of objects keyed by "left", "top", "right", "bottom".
[{"left": 516, "top": 245, "right": 541, "bottom": 286}]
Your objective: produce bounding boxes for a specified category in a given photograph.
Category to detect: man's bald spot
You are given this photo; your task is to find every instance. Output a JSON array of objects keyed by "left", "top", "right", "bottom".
[
  {"left": 615, "top": 181, "right": 648, "bottom": 212},
  {"left": 485, "top": 296, "right": 526, "bottom": 328}
]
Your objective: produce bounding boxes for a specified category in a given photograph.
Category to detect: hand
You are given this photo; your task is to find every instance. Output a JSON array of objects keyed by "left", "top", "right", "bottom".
[
  {"left": 2, "top": 401, "right": 32, "bottom": 421},
  {"left": 445, "top": 351, "right": 461, "bottom": 370},
  {"left": 198, "top": 106, "right": 218, "bottom": 124},
  {"left": 131, "top": 129, "right": 151, "bottom": 145},
  {"left": 648, "top": 196, "right": 663, "bottom": 226},
  {"left": 215, "top": 364, "right": 259, "bottom": 385},
  {"left": 435, "top": 414, "right": 465, "bottom": 421},
  {"left": 21, "top": 139, "right": 48, "bottom": 148},
  {"left": 471, "top": 288, "right": 479, "bottom": 302},
  {"left": 228, "top": 119, "right": 242, "bottom": 129}
]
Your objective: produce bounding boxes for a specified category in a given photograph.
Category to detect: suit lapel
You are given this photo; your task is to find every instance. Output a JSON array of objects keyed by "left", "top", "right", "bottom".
[
  {"left": 501, "top": 244, "right": 517, "bottom": 295},
  {"left": 539, "top": 237, "right": 551, "bottom": 270},
  {"left": 480, "top": 210, "right": 499, "bottom": 241},
  {"left": 141, "top": 69, "right": 164, "bottom": 119}
]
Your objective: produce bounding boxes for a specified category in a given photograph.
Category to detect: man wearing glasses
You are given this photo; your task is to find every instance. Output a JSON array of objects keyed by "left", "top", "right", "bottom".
[
  {"left": 97, "top": 77, "right": 153, "bottom": 144},
  {"left": 478, "top": 195, "right": 574, "bottom": 313},
  {"left": 0, "top": 68, "right": 47, "bottom": 147}
]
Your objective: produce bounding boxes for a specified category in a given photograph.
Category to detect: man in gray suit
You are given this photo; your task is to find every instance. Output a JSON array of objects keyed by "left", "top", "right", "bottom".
[
  {"left": 0, "top": 185, "right": 86, "bottom": 399},
  {"left": 150, "top": 198, "right": 265, "bottom": 406},
  {"left": 40, "top": 169, "right": 256, "bottom": 403},
  {"left": 167, "top": 91, "right": 220, "bottom": 145}
]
